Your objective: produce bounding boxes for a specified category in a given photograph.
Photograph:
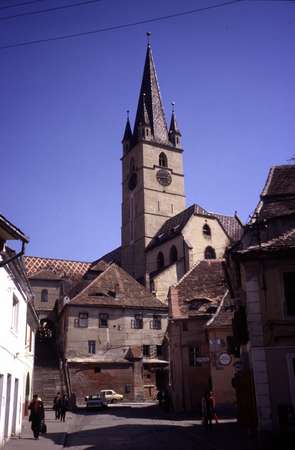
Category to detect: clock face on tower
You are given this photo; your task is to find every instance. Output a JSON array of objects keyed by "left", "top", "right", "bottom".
[{"left": 156, "top": 169, "right": 172, "bottom": 186}]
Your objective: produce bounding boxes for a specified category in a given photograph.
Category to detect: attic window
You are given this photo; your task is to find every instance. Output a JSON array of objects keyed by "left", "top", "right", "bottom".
[
  {"left": 41, "top": 289, "right": 48, "bottom": 302},
  {"left": 107, "top": 290, "right": 116, "bottom": 298},
  {"left": 188, "top": 299, "right": 210, "bottom": 311},
  {"left": 203, "top": 224, "right": 211, "bottom": 237}
]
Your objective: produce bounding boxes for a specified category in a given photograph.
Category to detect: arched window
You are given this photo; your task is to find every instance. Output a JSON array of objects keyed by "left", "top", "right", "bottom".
[
  {"left": 170, "top": 245, "right": 178, "bottom": 263},
  {"left": 157, "top": 252, "right": 164, "bottom": 269},
  {"left": 159, "top": 152, "right": 168, "bottom": 168},
  {"left": 203, "top": 223, "right": 211, "bottom": 237},
  {"left": 204, "top": 246, "right": 216, "bottom": 260},
  {"left": 41, "top": 289, "right": 48, "bottom": 302}
]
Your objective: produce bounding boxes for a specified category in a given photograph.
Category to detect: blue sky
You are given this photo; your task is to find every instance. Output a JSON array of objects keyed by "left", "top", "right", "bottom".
[{"left": 1, "top": 0, "right": 294, "bottom": 261}]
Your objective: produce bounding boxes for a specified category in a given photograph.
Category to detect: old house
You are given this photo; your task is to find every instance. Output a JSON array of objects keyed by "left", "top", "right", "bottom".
[
  {"left": 229, "top": 165, "right": 295, "bottom": 431},
  {"left": 24, "top": 256, "right": 90, "bottom": 403},
  {"left": 0, "top": 214, "right": 38, "bottom": 446},
  {"left": 58, "top": 262, "right": 168, "bottom": 404},
  {"left": 168, "top": 259, "right": 227, "bottom": 412},
  {"left": 206, "top": 293, "right": 238, "bottom": 414}
]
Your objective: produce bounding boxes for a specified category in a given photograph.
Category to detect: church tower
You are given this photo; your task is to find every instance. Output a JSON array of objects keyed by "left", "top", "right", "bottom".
[{"left": 121, "top": 39, "right": 186, "bottom": 283}]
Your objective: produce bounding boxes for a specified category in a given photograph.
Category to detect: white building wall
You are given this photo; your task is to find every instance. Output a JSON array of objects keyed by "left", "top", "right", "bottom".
[{"left": 0, "top": 260, "right": 34, "bottom": 447}]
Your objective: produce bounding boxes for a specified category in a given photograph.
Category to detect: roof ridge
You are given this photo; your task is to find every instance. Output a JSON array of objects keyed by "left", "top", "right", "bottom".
[{"left": 206, "top": 290, "right": 229, "bottom": 327}]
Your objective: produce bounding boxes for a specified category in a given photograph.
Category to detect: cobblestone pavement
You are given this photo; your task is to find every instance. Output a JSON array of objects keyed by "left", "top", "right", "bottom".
[
  {"left": 4, "top": 409, "right": 73, "bottom": 450},
  {"left": 65, "top": 404, "right": 258, "bottom": 450}
]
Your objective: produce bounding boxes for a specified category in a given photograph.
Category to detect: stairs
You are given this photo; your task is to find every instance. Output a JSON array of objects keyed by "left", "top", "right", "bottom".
[
  {"left": 33, "top": 367, "right": 64, "bottom": 406},
  {"left": 33, "top": 339, "right": 65, "bottom": 406}
]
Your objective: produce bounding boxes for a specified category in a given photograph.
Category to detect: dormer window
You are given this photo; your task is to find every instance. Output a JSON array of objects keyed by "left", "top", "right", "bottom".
[
  {"left": 203, "top": 224, "right": 211, "bottom": 237},
  {"left": 204, "top": 246, "right": 216, "bottom": 260},
  {"left": 159, "top": 152, "right": 168, "bottom": 168}
]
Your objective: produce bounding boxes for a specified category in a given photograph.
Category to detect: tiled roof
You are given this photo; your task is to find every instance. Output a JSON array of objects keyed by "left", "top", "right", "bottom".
[
  {"left": 69, "top": 263, "right": 167, "bottom": 310},
  {"left": 173, "top": 260, "right": 227, "bottom": 317},
  {"left": 256, "top": 165, "right": 295, "bottom": 220},
  {"left": 238, "top": 228, "right": 295, "bottom": 255},
  {"left": 24, "top": 256, "right": 90, "bottom": 280},
  {"left": 207, "top": 293, "right": 234, "bottom": 329},
  {"left": 146, "top": 204, "right": 242, "bottom": 250},
  {"left": 91, "top": 247, "right": 121, "bottom": 267}
]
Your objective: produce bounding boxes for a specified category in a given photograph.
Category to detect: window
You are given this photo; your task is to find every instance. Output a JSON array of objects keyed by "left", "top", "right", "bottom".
[
  {"left": 203, "top": 223, "right": 211, "bottom": 237},
  {"left": 78, "top": 312, "right": 88, "bottom": 328},
  {"left": 284, "top": 272, "right": 295, "bottom": 316},
  {"left": 150, "top": 315, "right": 162, "bottom": 330},
  {"left": 204, "top": 246, "right": 216, "bottom": 260},
  {"left": 88, "top": 340, "right": 96, "bottom": 354},
  {"left": 41, "top": 289, "right": 48, "bottom": 302},
  {"left": 131, "top": 313, "right": 143, "bottom": 329},
  {"left": 11, "top": 295, "right": 19, "bottom": 332},
  {"left": 170, "top": 245, "right": 178, "bottom": 263},
  {"left": 159, "top": 152, "right": 168, "bottom": 167},
  {"left": 157, "top": 252, "right": 164, "bottom": 270},
  {"left": 143, "top": 345, "right": 150, "bottom": 357},
  {"left": 156, "top": 345, "right": 163, "bottom": 357},
  {"left": 99, "top": 313, "right": 109, "bottom": 328},
  {"left": 129, "top": 157, "right": 135, "bottom": 173},
  {"left": 189, "top": 347, "right": 201, "bottom": 367}
]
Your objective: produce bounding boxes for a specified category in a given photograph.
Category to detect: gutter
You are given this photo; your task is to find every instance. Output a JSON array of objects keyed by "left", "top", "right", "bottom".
[{"left": 0, "top": 240, "right": 26, "bottom": 268}]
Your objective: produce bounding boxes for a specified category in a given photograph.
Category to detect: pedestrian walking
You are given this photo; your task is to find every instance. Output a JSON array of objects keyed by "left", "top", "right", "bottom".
[
  {"left": 202, "top": 390, "right": 214, "bottom": 430},
  {"left": 209, "top": 390, "right": 219, "bottom": 424},
  {"left": 53, "top": 392, "right": 61, "bottom": 420},
  {"left": 60, "top": 394, "right": 69, "bottom": 422},
  {"left": 28, "top": 394, "right": 45, "bottom": 439}
]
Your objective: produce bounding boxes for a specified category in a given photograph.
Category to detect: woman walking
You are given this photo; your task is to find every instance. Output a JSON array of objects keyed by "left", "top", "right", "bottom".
[
  {"left": 60, "top": 394, "right": 69, "bottom": 422},
  {"left": 28, "top": 394, "right": 45, "bottom": 439}
]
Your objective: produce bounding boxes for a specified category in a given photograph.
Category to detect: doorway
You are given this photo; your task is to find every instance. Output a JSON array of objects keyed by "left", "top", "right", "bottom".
[{"left": 11, "top": 379, "right": 19, "bottom": 435}]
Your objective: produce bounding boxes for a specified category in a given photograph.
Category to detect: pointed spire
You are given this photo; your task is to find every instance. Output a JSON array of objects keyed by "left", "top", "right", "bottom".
[
  {"left": 169, "top": 102, "right": 181, "bottom": 148},
  {"left": 133, "top": 37, "right": 169, "bottom": 145},
  {"left": 139, "top": 93, "right": 150, "bottom": 127}
]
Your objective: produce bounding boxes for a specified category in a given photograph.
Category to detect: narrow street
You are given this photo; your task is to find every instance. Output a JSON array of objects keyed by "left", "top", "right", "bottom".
[{"left": 64, "top": 404, "right": 256, "bottom": 450}]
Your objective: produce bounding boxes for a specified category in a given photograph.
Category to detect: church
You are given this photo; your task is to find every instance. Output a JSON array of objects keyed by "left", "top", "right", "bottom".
[{"left": 24, "top": 39, "right": 242, "bottom": 404}]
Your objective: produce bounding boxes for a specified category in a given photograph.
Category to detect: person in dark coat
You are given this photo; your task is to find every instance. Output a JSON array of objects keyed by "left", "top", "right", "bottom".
[
  {"left": 59, "top": 394, "right": 69, "bottom": 422},
  {"left": 53, "top": 392, "right": 61, "bottom": 420},
  {"left": 28, "top": 394, "right": 45, "bottom": 439}
]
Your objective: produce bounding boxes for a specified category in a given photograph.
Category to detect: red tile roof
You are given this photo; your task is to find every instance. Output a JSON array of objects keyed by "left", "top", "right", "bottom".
[{"left": 24, "top": 256, "right": 90, "bottom": 280}]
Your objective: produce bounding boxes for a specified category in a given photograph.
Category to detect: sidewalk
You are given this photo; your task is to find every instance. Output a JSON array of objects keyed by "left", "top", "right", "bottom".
[{"left": 4, "top": 409, "right": 73, "bottom": 449}]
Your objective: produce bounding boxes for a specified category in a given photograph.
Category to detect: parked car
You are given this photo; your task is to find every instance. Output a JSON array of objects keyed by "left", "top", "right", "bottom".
[
  {"left": 100, "top": 389, "right": 124, "bottom": 403},
  {"left": 85, "top": 394, "right": 108, "bottom": 409}
]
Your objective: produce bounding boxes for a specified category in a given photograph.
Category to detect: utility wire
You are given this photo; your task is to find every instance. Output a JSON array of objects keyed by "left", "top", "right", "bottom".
[
  {"left": 0, "top": 0, "right": 48, "bottom": 12},
  {"left": 0, "top": 0, "right": 104, "bottom": 21},
  {"left": 0, "top": 0, "right": 244, "bottom": 51}
]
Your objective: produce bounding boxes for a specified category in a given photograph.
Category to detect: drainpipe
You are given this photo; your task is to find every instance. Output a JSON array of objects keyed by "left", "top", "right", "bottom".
[{"left": 0, "top": 240, "right": 26, "bottom": 268}]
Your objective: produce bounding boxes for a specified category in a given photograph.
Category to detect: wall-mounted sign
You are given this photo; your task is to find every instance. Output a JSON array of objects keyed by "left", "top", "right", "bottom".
[
  {"left": 218, "top": 352, "right": 232, "bottom": 366},
  {"left": 196, "top": 356, "right": 210, "bottom": 364}
]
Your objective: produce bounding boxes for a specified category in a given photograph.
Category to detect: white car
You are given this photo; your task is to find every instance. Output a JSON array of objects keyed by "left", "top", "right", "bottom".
[
  {"left": 100, "top": 389, "right": 123, "bottom": 403},
  {"left": 85, "top": 394, "right": 108, "bottom": 409}
]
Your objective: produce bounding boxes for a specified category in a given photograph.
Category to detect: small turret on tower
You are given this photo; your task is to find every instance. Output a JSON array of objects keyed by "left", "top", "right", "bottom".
[
  {"left": 168, "top": 102, "right": 181, "bottom": 148},
  {"left": 122, "top": 110, "right": 133, "bottom": 154}
]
